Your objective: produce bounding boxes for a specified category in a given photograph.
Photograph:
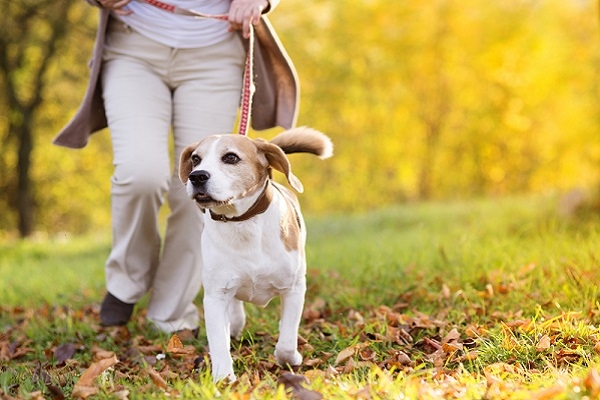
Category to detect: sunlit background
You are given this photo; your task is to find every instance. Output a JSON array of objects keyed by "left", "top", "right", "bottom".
[{"left": 1, "top": 0, "right": 599, "bottom": 238}]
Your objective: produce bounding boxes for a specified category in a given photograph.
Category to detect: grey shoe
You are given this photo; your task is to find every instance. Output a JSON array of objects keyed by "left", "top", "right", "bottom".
[{"left": 100, "top": 292, "right": 135, "bottom": 326}]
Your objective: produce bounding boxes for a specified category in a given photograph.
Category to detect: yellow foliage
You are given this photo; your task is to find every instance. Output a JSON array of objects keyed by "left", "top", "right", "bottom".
[{"left": 2, "top": 0, "right": 600, "bottom": 235}]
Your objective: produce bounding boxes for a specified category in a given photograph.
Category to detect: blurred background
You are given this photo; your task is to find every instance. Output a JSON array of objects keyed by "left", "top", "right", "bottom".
[{"left": 1, "top": 0, "right": 599, "bottom": 239}]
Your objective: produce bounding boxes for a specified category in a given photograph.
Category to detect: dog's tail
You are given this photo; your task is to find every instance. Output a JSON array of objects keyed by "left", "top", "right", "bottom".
[{"left": 270, "top": 127, "right": 333, "bottom": 159}]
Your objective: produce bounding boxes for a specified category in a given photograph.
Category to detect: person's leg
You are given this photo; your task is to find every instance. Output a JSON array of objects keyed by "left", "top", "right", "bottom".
[
  {"left": 146, "top": 33, "right": 245, "bottom": 332},
  {"left": 100, "top": 20, "right": 173, "bottom": 325}
]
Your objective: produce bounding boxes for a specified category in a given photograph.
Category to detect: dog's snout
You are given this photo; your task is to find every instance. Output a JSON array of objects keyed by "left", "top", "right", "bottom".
[{"left": 188, "top": 170, "right": 210, "bottom": 186}]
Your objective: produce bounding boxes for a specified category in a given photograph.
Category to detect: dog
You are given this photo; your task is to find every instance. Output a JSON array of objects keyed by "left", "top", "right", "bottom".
[{"left": 178, "top": 127, "right": 333, "bottom": 382}]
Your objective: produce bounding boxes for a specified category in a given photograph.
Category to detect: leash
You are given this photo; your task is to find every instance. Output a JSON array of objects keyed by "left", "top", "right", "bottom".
[{"left": 138, "top": 0, "right": 255, "bottom": 136}]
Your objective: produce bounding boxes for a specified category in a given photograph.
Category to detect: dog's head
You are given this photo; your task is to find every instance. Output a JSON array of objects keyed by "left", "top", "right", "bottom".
[{"left": 179, "top": 134, "right": 303, "bottom": 210}]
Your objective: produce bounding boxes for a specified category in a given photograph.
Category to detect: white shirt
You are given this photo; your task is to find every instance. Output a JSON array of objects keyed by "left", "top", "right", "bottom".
[{"left": 115, "top": 0, "right": 232, "bottom": 49}]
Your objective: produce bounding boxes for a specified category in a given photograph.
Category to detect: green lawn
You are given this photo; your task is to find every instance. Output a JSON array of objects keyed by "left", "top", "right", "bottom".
[{"left": 2, "top": 195, "right": 600, "bottom": 399}]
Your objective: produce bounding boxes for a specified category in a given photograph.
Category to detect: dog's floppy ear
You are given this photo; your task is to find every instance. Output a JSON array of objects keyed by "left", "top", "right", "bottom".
[
  {"left": 255, "top": 140, "right": 304, "bottom": 193},
  {"left": 179, "top": 143, "right": 199, "bottom": 184}
]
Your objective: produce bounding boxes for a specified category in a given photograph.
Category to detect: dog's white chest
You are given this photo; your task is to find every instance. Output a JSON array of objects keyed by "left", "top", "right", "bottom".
[{"left": 201, "top": 216, "right": 305, "bottom": 307}]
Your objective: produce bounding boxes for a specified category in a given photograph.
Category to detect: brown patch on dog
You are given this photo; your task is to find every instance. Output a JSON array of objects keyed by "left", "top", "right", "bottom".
[
  {"left": 179, "top": 141, "right": 200, "bottom": 184},
  {"left": 254, "top": 140, "right": 304, "bottom": 193},
  {"left": 279, "top": 194, "right": 302, "bottom": 251}
]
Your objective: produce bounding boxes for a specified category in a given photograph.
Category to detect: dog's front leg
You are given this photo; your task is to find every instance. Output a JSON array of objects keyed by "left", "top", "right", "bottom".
[
  {"left": 204, "top": 294, "right": 236, "bottom": 382},
  {"left": 275, "top": 289, "right": 305, "bottom": 367}
]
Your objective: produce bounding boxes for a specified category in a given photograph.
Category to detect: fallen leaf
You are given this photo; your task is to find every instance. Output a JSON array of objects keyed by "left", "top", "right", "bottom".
[
  {"left": 92, "top": 346, "right": 115, "bottom": 360},
  {"left": 169, "top": 345, "right": 196, "bottom": 356},
  {"left": 455, "top": 350, "right": 478, "bottom": 362},
  {"left": 536, "top": 335, "right": 551, "bottom": 352},
  {"left": 441, "top": 328, "right": 460, "bottom": 345},
  {"left": 396, "top": 351, "right": 412, "bottom": 366},
  {"left": 136, "top": 344, "right": 163, "bottom": 354},
  {"left": 47, "top": 384, "right": 65, "bottom": 400},
  {"left": 304, "top": 358, "right": 323, "bottom": 367},
  {"left": 71, "top": 385, "right": 99, "bottom": 399},
  {"left": 303, "top": 298, "right": 327, "bottom": 322},
  {"left": 147, "top": 366, "right": 169, "bottom": 390},
  {"left": 167, "top": 333, "right": 183, "bottom": 352},
  {"left": 54, "top": 343, "right": 76, "bottom": 364},
  {"left": 334, "top": 345, "right": 357, "bottom": 366},
  {"left": 342, "top": 356, "right": 357, "bottom": 374},
  {"left": 72, "top": 354, "right": 118, "bottom": 398},
  {"left": 442, "top": 342, "right": 462, "bottom": 353},
  {"left": 278, "top": 372, "right": 323, "bottom": 400}
]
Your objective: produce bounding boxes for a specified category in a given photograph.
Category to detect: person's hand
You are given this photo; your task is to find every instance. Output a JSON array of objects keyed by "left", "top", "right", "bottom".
[
  {"left": 98, "top": 0, "right": 133, "bottom": 15},
  {"left": 228, "top": 0, "right": 269, "bottom": 38}
]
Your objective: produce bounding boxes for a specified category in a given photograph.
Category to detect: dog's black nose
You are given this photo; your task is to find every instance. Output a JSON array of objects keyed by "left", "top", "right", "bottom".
[{"left": 188, "top": 170, "right": 210, "bottom": 186}]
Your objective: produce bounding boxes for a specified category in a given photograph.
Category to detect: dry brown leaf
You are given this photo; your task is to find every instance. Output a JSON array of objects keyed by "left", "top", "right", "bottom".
[
  {"left": 342, "top": 356, "right": 357, "bottom": 374},
  {"left": 303, "top": 298, "right": 326, "bottom": 321},
  {"left": 147, "top": 366, "right": 169, "bottom": 390},
  {"left": 72, "top": 354, "right": 118, "bottom": 398},
  {"left": 334, "top": 344, "right": 358, "bottom": 366},
  {"left": 75, "top": 355, "right": 118, "bottom": 387},
  {"left": 304, "top": 358, "right": 323, "bottom": 367},
  {"left": 396, "top": 351, "right": 412, "bottom": 366},
  {"left": 536, "top": 335, "right": 551, "bottom": 352},
  {"left": 441, "top": 342, "right": 462, "bottom": 353},
  {"left": 278, "top": 372, "right": 323, "bottom": 400},
  {"left": 455, "top": 350, "right": 478, "bottom": 363},
  {"left": 46, "top": 383, "right": 65, "bottom": 400},
  {"left": 136, "top": 344, "right": 163, "bottom": 354},
  {"left": 91, "top": 346, "right": 116, "bottom": 360},
  {"left": 71, "top": 385, "right": 99, "bottom": 399},
  {"left": 167, "top": 333, "right": 183, "bottom": 352},
  {"left": 169, "top": 345, "right": 196, "bottom": 356},
  {"left": 441, "top": 328, "right": 460, "bottom": 345},
  {"left": 54, "top": 343, "right": 76, "bottom": 364}
]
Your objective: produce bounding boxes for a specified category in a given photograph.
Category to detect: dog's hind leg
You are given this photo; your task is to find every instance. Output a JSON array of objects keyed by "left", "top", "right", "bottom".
[
  {"left": 228, "top": 299, "right": 246, "bottom": 339},
  {"left": 274, "top": 289, "right": 304, "bottom": 367}
]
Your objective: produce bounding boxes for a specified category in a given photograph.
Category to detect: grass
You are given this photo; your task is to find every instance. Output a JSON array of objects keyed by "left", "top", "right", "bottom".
[{"left": 2, "top": 194, "right": 600, "bottom": 399}]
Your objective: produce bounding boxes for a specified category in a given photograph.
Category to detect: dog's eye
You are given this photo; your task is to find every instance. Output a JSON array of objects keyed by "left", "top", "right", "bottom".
[
  {"left": 191, "top": 154, "right": 201, "bottom": 166},
  {"left": 222, "top": 153, "right": 240, "bottom": 164}
]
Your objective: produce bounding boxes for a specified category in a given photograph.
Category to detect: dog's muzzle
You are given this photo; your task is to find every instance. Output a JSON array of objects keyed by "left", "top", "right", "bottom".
[
  {"left": 188, "top": 170, "right": 213, "bottom": 203},
  {"left": 189, "top": 170, "right": 210, "bottom": 187}
]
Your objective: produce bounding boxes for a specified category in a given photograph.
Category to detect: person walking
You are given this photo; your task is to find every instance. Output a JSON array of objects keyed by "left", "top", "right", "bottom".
[{"left": 54, "top": 0, "right": 298, "bottom": 333}]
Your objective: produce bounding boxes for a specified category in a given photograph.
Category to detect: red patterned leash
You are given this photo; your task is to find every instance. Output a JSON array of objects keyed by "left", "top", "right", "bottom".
[{"left": 139, "top": 0, "right": 255, "bottom": 136}]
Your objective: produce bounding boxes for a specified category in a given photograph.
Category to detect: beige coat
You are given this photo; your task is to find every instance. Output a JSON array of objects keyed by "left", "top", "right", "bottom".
[{"left": 53, "top": 2, "right": 299, "bottom": 149}]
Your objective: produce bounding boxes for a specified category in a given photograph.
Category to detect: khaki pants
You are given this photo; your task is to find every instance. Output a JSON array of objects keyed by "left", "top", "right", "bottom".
[{"left": 101, "top": 18, "right": 245, "bottom": 332}]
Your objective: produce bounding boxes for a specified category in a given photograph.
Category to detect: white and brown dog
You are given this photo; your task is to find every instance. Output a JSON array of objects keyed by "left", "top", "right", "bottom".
[{"left": 179, "top": 127, "right": 332, "bottom": 382}]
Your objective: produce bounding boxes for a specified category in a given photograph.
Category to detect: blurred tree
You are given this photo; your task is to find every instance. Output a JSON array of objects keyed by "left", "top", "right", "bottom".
[
  {"left": 0, "top": 0, "right": 84, "bottom": 237},
  {"left": 1, "top": 0, "right": 599, "bottom": 237}
]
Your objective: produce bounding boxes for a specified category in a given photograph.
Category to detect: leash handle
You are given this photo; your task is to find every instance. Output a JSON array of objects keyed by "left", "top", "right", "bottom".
[{"left": 138, "top": 0, "right": 254, "bottom": 136}]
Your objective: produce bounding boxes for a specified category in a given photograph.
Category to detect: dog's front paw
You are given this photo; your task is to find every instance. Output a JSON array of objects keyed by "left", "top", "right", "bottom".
[
  {"left": 212, "top": 369, "right": 236, "bottom": 384},
  {"left": 211, "top": 362, "right": 236, "bottom": 383},
  {"left": 275, "top": 348, "right": 302, "bottom": 367}
]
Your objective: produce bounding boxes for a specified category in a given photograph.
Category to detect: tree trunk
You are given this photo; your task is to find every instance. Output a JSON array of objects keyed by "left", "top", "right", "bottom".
[{"left": 16, "top": 118, "right": 34, "bottom": 237}]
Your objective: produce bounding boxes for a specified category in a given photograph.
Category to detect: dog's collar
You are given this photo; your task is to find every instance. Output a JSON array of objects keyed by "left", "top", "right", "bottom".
[{"left": 209, "top": 182, "right": 273, "bottom": 223}]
